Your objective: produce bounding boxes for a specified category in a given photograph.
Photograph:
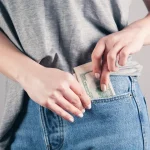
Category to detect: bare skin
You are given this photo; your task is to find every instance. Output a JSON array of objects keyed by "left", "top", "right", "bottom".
[
  {"left": 91, "top": 0, "right": 150, "bottom": 91},
  {"left": 0, "top": 0, "right": 150, "bottom": 122},
  {"left": 0, "top": 32, "right": 91, "bottom": 123}
]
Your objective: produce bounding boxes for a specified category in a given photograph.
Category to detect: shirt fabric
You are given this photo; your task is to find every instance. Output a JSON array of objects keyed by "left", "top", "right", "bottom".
[{"left": 0, "top": 0, "right": 143, "bottom": 149}]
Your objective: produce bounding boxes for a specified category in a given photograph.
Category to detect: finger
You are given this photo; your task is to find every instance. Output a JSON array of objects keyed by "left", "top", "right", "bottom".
[
  {"left": 46, "top": 100, "right": 75, "bottom": 123},
  {"left": 100, "top": 60, "right": 111, "bottom": 92},
  {"left": 62, "top": 87, "right": 85, "bottom": 112},
  {"left": 118, "top": 45, "right": 131, "bottom": 66},
  {"left": 70, "top": 79, "right": 92, "bottom": 109},
  {"left": 91, "top": 38, "right": 105, "bottom": 79},
  {"left": 107, "top": 43, "right": 123, "bottom": 72},
  {"left": 55, "top": 93, "right": 84, "bottom": 118}
]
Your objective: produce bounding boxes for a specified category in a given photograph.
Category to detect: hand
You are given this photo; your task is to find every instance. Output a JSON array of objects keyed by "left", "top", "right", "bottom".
[
  {"left": 20, "top": 66, "right": 91, "bottom": 123},
  {"left": 91, "top": 24, "right": 148, "bottom": 91}
]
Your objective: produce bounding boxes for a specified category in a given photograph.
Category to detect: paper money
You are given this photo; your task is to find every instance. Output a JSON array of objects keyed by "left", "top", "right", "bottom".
[
  {"left": 113, "top": 54, "right": 143, "bottom": 76},
  {"left": 73, "top": 55, "right": 143, "bottom": 100},
  {"left": 73, "top": 62, "right": 115, "bottom": 100}
]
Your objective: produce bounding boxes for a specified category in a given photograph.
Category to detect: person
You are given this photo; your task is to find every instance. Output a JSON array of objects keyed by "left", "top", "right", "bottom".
[{"left": 0, "top": 0, "right": 150, "bottom": 149}]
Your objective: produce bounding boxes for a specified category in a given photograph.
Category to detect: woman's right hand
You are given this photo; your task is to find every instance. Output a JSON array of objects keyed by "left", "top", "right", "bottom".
[{"left": 20, "top": 65, "right": 91, "bottom": 122}]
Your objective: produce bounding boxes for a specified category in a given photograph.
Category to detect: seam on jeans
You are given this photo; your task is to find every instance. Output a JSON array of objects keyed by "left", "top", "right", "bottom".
[
  {"left": 143, "top": 97, "right": 150, "bottom": 128},
  {"left": 39, "top": 106, "right": 64, "bottom": 150},
  {"left": 91, "top": 92, "right": 132, "bottom": 103},
  {"left": 135, "top": 79, "right": 149, "bottom": 150},
  {"left": 39, "top": 106, "right": 51, "bottom": 150},
  {"left": 53, "top": 115, "right": 64, "bottom": 150},
  {"left": 129, "top": 76, "right": 145, "bottom": 150},
  {"left": 51, "top": 115, "right": 64, "bottom": 150}
]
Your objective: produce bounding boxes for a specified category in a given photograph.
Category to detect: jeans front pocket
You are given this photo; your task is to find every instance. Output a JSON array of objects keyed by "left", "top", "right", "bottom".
[
  {"left": 62, "top": 91, "right": 144, "bottom": 150},
  {"left": 40, "top": 106, "right": 64, "bottom": 150},
  {"left": 91, "top": 91, "right": 132, "bottom": 103}
]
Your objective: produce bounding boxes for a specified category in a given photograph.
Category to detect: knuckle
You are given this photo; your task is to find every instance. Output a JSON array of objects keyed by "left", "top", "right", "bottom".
[
  {"left": 105, "top": 38, "right": 110, "bottom": 44},
  {"left": 65, "top": 104, "right": 71, "bottom": 111},
  {"left": 119, "top": 61, "right": 125, "bottom": 66},
  {"left": 78, "top": 91, "right": 84, "bottom": 98},
  {"left": 62, "top": 112, "right": 70, "bottom": 119},
  {"left": 120, "top": 50, "right": 127, "bottom": 58},
  {"left": 71, "top": 100, "right": 79, "bottom": 105},
  {"left": 109, "top": 67, "right": 115, "bottom": 72},
  {"left": 110, "top": 36, "right": 117, "bottom": 43},
  {"left": 57, "top": 110, "right": 63, "bottom": 116},
  {"left": 112, "top": 68, "right": 116, "bottom": 72},
  {"left": 96, "top": 39, "right": 104, "bottom": 47},
  {"left": 91, "top": 53, "right": 99, "bottom": 60},
  {"left": 71, "top": 95, "right": 80, "bottom": 103},
  {"left": 64, "top": 72, "right": 73, "bottom": 81},
  {"left": 43, "top": 99, "right": 53, "bottom": 108},
  {"left": 49, "top": 91, "right": 58, "bottom": 99},
  {"left": 41, "top": 100, "right": 48, "bottom": 107},
  {"left": 101, "top": 74, "right": 108, "bottom": 83},
  {"left": 59, "top": 83, "right": 66, "bottom": 92},
  {"left": 101, "top": 77, "right": 107, "bottom": 84},
  {"left": 93, "top": 67, "right": 99, "bottom": 73},
  {"left": 73, "top": 110, "right": 80, "bottom": 115},
  {"left": 107, "top": 52, "right": 115, "bottom": 61}
]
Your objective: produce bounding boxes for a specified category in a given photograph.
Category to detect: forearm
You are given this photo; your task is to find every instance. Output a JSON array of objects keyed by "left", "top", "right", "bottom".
[
  {"left": 127, "top": 0, "right": 150, "bottom": 45},
  {"left": 126, "top": 13, "right": 150, "bottom": 45},
  {"left": 0, "top": 31, "right": 43, "bottom": 84}
]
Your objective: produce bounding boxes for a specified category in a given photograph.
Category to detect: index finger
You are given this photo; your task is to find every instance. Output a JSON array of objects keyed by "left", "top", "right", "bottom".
[{"left": 91, "top": 38, "right": 106, "bottom": 79}]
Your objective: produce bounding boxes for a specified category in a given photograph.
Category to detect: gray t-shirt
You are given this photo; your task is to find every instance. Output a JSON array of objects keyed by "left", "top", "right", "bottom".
[{"left": 0, "top": 0, "right": 142, "bottom": 149}]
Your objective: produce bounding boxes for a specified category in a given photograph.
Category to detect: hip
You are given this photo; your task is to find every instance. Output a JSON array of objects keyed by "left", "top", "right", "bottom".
[{"left": 9, "top": 75, "right": 150, "bottom": 150}]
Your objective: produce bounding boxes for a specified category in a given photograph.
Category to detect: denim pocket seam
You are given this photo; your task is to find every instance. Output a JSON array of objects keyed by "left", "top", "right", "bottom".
[
  {"left": 39, "top": 106, "right": 64, "bottom": 150},
  {"left": 131, "top": 95, "right": 146, "bottom": 150},
  {"left": 91, "top": 92, "right": 132, "bottom": 103},
  {"left": 55, "top": 116, "right": 64, "bottom": 150},
  {"left": 131, "top": 80, "right": 147, "bottom": 150},
  {"left": 39, "top": 106, "right": 51, "bottom": 150},
  {"left": 143, "top": 96, "right": 150, "bottom": 127}
]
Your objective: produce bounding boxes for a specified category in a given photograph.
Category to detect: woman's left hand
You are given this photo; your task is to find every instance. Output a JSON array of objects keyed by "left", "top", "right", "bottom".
[{"left": 91, "top": 17, "right": 150, "bottom": 92}]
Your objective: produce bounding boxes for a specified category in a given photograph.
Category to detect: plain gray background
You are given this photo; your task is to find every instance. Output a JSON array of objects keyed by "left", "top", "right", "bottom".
[{"left": 0, "top": 0, "right": 150, "bottom": 121}]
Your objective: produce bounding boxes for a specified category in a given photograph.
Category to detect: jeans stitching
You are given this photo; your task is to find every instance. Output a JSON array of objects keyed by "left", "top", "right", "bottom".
[
  {"left": 39, "top": 106, "right": 51, "bottom": 150},
  {"left": 136, "top": 80, "right": 149, "bottom": 150},
  {"left": 143, "top": 96, "right": 150, "bottom": 128},
  {"left": 91, "top": 92, "right": 132, "bottom": 103},
  {"left": 39, "top": 106, "right": 64, "bottom": 150},
  {"left": 129, "top": 76, "right": 146, "bottom": 150},
  {"left": 53, "top": 116, "right": 64, "bottom": 150}
]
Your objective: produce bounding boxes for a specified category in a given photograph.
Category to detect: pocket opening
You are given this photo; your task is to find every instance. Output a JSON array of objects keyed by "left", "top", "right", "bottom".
[{"left": 91, "top": 92, "right": 132, "bottom": 103}]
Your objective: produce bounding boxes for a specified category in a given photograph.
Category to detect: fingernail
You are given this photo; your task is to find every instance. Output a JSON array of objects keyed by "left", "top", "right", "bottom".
[
  {"left": 101, "top": 84, "right": 107, "bottom": 92},
  {"left": 78, "top": 113, "right": 84, "bottom": 118},
  {"left": 82, "top": 109, "right": 85, "bottom": 113},
  {"left": 69, "top": 117, "right": 74, "bottom": 122},
  {"left": 86, "top": 103, "right": 91, "bottom": 109},
  {"left": 95, "top": 73, "right": 100, "bottom": 79}
]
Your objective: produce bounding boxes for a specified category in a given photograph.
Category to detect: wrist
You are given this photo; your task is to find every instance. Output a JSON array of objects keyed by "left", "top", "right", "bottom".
[
  {"left": 16, "top": 58, "right": 44, "bottom": 87},
  {"left": 127, "top": 13, "right": 150, "bottom": 45}
]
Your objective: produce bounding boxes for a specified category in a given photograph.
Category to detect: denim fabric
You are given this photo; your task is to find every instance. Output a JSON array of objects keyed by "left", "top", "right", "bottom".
[{"left": 9, "top": 75, "right": 150, "bottom": 150}]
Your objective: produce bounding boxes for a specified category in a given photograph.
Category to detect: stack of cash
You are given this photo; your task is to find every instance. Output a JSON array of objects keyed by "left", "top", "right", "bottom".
[
  {"left": 73, "top": 55, "right": 143, "bottom": 100},
  {"left": 73, "top": 62, "right": 116, "bottom": 100}
]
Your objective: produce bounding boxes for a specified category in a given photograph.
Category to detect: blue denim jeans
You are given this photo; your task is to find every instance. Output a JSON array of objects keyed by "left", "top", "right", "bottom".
[{"left": 9, "top": 75, "right": 150, "bottom": 150}]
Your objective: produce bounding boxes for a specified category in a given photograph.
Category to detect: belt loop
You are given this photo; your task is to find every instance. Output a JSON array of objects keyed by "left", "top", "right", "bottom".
[
  {"left": 128, "top": 75, "right": 133, "bottom": 83},
  {"left": 128, "top": 76, "right": 135, "bottom": 95},
  {"left": 128, "top": 75, "right": 140, "bottom": 99},
  {"left": 129, "top": 75, "right": 138, "bottom": 83}
]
